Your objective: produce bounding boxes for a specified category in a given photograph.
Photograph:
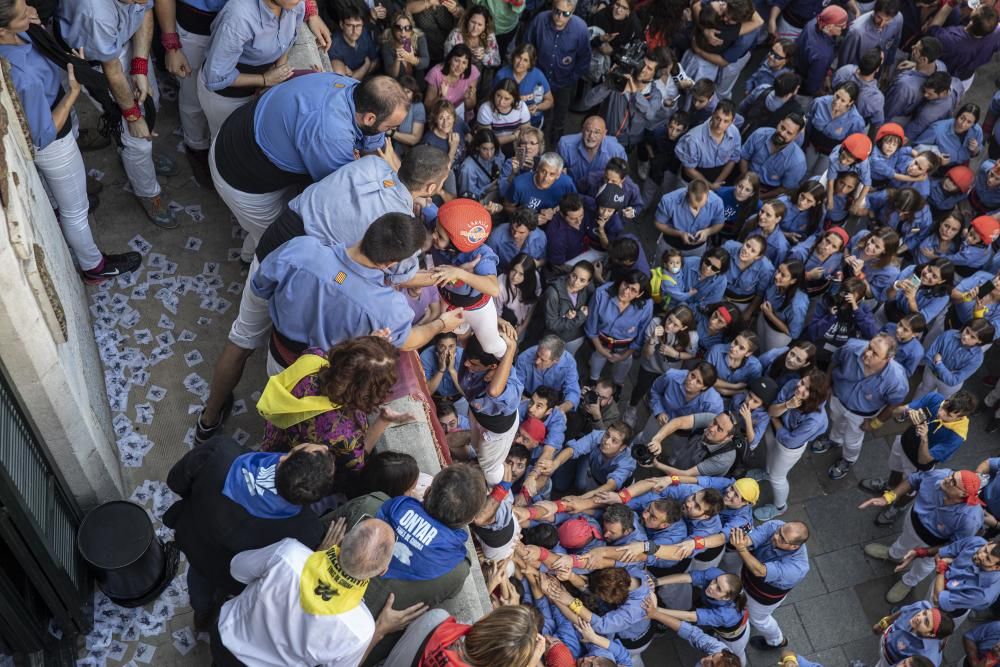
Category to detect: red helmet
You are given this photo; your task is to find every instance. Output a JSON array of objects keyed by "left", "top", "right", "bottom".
[
  {"left": 437, "top": 199, "right": 493, "bottom": 253},
  {"left": 842, "top": 133, "right": 873, "bottom": 161}
]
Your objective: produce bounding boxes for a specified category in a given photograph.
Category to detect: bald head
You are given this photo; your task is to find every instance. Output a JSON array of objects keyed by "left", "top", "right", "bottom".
[
  {"left": 340, "top": 518, "right": 396, "bottom": 579},
  {"left": 785, "top": 521, "right": 809, "bottom": 545},
  {"left": 354, "top": 76, "right": 411, "bottom": 135},
  {"left": 581, "top": 116, "right": 608, "bottom": 149}
]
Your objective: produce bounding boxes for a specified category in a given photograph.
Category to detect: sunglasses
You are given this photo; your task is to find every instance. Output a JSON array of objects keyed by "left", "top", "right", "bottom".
[
  {"left": 702, "top": 259, "right": 723, "bottom": 272},
  {"left": 554, "top": 8, "right": 573, "bottom": 16},
  {"left": 394, "top": 23, "right": 413, "bottom": 31},
  {"left": 768, "top": 49, "right": 785, "bottom": 59}
]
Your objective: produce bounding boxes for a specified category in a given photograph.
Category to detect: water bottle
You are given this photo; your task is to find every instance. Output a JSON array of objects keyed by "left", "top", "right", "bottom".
[{"left": 533, "top": 84, "right": 544, "bottom": 107}]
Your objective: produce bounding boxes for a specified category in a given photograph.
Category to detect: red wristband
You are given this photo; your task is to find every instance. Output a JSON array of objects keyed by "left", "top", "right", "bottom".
[
  {"left": 160, "top": 32, "right": 181, "bottom": 51},
  {"left": 914, "top": 547, "right": 930, "bottom": 558},
  {"left": 694, "top": 536, "right": 706, "bottom": 551},
  {"left": 521, "top": 487, "right": 532, "bottom": 502},
  {"left": 538, "top": 547, "right": 550, "bottom": 562},
  {"left": 129, "top": 57, "right": 148, "bottom": 76},
  {"left": 619, "top": 489, "right": 633, "bottom": 504},
  {"left": 490, "top": 485, "right": 508, "bottom": 502},
  {"left": 671, "top": 475, "right": 681, "bottom": 486},
  {"left": 936, "top": 560, "right": 949, "bottom": 574},
  {"left": 120, "top": 103, "right": 142, "bottom": 121},
  {"left": 305, "top": 0, "right": 318, "bottom": 19},
  {"left": 572, "top": 555, "right": 585, "bottom": 569},
  {"left": 554, "top": 500, "right": 567, "bottom": 514},
  {"left": 527, "top": 506, "right": 542, "bottom": 520}
]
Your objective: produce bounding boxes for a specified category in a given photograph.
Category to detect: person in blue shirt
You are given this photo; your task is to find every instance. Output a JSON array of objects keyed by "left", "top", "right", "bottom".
[
  {"left": 754, "top": 371, "right": 830, "bottom": 522},
  {"left": 457, "top": 320, "right": 523, "bottom": 485},
  {"left": 557, "top": 115, "right": 627, "bottom": 187},
  {"left": 917, "top": 536, "right": 1000, "bottom": 626},
  {"left": 744, "top": 199, "right": 790, "bottom": 266},
  {"left": 522, "top": 0, "right": 591, "bottom": 144},
  {"left": 739, "top": 114, "right": 807, "bottom": 200},
  {"left": 731, "top": 378, "right": 779, "bottom": 454},
  {"left": 210, "top": 72, "right": 409, "bottom": 259},
  {"left": 715, "top": 173, "right": 761, "bottom": 245},
  {"left": 951, "top": 269, "right": 1000, "bottom": 334},
  {"left": 844, "top": 227, "right": 903, "bottom": 303},
  {"left": 964, "top": 621, "right": 1000, "bottom": 667},
  {"left": 706, "top": 332, "right": 762, "bottom": 399},
  {"left": 917, "top": 320, "right": 994, "bottom": 397},
  {"left": 862, "top": 468, "right": 985, "bottom": 603},
  {"left": 644, "top": 364, "right": 725, "bottom": 436},
  {"left": 584, "top": 271, "right": 653, "bottom": 388},
  {"left": 533, "top": 422, "right": 636, "bottom": 494},
  {"left": 57, "top": 0, "right": 180, "bottom": 227},
  {"left": 0, "top": 11, "right": 141, "bottom": 282},
  {"left": 759, "top": 342, "right": 817, "bottom": 389},
  {"left": 914, "top": 105, "right": 984, "bottom": 171},
  {"left": 662, "top": 250, "right": 731, "bottom": 312},
  {"left": 777, "top": 180, "right": 825, "bottom": 245},
  {"left": 832, "top": 53, "right": 887, "bottom": 129},
  {"left": 885, "top": 258, "right": 955, "bottom": 327},
  {"left": 505, "top": 152, "right": 577, "bottom": 214},
  {"left": 495, "top": 43, "right": 553, "bottom": 128},
  {"left": 696, "top": 301, "right": 743, "bottom": 352},
  {"left": 422, "top": 332, "right": 465, "bottom": 403},
  {"left": 676, "top": 101, "right": 743, "bottom": 189},
  {"left": 487, "top": 209, "right": 547, "bottom": 271},
  {"left": 458, "top": 128, "right": 506, "bottom": 200},
  {"left": 327, "top": 6, "right": 377, "bottom": 79},
  {"left": 803, "top": 82, "right": 866, "bottom": 178},
  {"left": 754, "top": 260, "right": 808, "bottom": 349},
  {"left": 652, "top": 568, "right": 750, "bottom": 662},
  {"left": 515, "top": 336, "right": 581, "bottom": 413},
  {"left": 884, "top": 316, "right": 927, "bottom": 378},
  {"left": 655, "top": 180, "right": 727, "bottom": 256},
  {"left": 744, "top": 38, "right": 795, "bottom": 95},
  {"left": 866, "top": 188, "right": 933, "bottom": 255},
  {"left": 649, "top": 613, "right": 742, "bottom": 667},
  {"left": 947, "top": 216, "right": 999, "bottom": 278},
  {"left": 517, "top": 387, "right": 567, "bottom": 455},
  {"left": 871, "top": 602, "right": 953, "bottom": 667},
  {"left": 971, "top": 159, "right": 1000, "bottom": 216},
  {"left": 731, "top": 520, "right": 811, "bottom": 650},
  {"left": 871, "top": 123, "right": 909, "bottom": 188},
  {"left": 827, "top": 134, "right": 874, "bottom": 208},
  {"left": 816, "top": 334, "right": 909, "bottom": 480},
  {"left": 793, "top": 5, "right": 848, "bottom": 97},
  {"left": 722, "top": 237, "right": 774, "bottom": 310},
  {"left": 928, "top": 166, "right": 974, "bottom": 216},
  {"left": 196, "top": 0, "right": 303, "bottom": 137},
  {"left": 916, "top": 214, "right": 963, "bottom": 266}
]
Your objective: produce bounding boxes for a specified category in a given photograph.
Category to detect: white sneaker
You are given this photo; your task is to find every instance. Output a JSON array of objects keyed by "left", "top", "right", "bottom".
[{"left": 886, "top": 580, "right": 913, "bottom": 604}]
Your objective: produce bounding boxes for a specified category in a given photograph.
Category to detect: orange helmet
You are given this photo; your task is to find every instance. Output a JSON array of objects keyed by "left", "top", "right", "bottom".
[
  {"left": 437, "top": 198, "right": 493, "bottom": 253},
  {"left": 842, "top": 133, "right": 873, "bottom": 161},
  {"left": 946, "top": 165, "right": 975, "bottom": 193},
  {"left": 972, "top": 216, "right": 1000, "bottom": 245},
  {"left": 875, "top": 123, "right": 906, "bottom": 145}
]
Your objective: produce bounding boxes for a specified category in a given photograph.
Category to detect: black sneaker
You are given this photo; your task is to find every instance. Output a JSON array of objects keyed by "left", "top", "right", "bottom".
[
  {"left": 749, "top": 636, "right": 788, "bottom": 651},
  {"left": 858, "top": 478, "right": 887, "bottom": 495},
  {"left": 987, "top": 417, "right": 1000, "bottom": 434},
  {"left": 81, "top": 252, "right": 142, "bottom": 284},
  {"left": 195, "top": 393, "right": 234, "bottom": 445}
]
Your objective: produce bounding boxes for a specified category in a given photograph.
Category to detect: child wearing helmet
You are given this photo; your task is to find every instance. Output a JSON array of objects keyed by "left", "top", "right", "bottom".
[
  {"left": 871, "top": 123, "right": 907, "bottom": 188},
  {"left": 826, "top": 133, "right": 872, "bottom": 215}
]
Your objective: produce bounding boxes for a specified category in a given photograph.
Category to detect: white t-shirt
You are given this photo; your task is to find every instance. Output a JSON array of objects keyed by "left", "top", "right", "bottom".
[
  {"left": 218, "top": 538, "right": 375, "bottom": 667},
  {"left": 476, "top": 101, "right": 530, "bottom": 137}
]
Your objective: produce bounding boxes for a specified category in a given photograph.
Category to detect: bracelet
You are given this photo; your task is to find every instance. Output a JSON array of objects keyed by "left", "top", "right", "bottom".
[
  {"left": 260, "top": 73, "right": 267, "bottom": 87},
  {"left": 538, "top": 547, "right": 550, "bottom": 562},
  {"left": 781, "top": 656, "right": 800, "bottom": 667},
  {"left": 572, "top": 555, "right": 585, "bottom": 569},
  {"left": 877, "top": 616, "right": 892, "bottom": 631},
  {"left": 693, "top": 536, "right": 706, "bottom": 551},
  {"left": 554, "top": 500, "right": 567, "bottom": 514},
  {"left": 160, "top": 32, "right": 182, "bottom": 51},
  {"left": 489, "top": 485, "right": 508, "bottom": 502},
  {"left": 568, "top": 597, "right": 585, "bottom": 615},
  {"left": 129, "top": 57, "right": 148, "bottom": 76},
  {"left": 914, "top": 547, "right": 930, "bottom": 558},
  {"left": 882, "top": 490, "right": 897, "bottom": 504},
  {"left": 618, "top": 489, "right": 633, "bottom": 503},
  {"left": 304, "top": 0, "right": 319, "bottom": 18},
  {"left": 869, "top": 417, "right": 884, "bottom": 429},
  {"left": 120, "top": 103, "right": 142, "bottom": 122},
  {"left": 936, "top": 559, "right": 949, "bottom": 574},
  {"left": 671, "top": 475, "right": 680, "bottom": 486}
]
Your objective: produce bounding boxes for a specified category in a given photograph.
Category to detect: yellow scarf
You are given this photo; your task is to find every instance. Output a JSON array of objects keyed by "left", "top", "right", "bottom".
[
  {"left": 256, "top": 354, "right": 340, "bottom": 429},
  {"left": 299, "top": 546, "right": 369, "bottom": 615},
  {"left": 934, "top": 416, "right": 969, "bottom": 440}
]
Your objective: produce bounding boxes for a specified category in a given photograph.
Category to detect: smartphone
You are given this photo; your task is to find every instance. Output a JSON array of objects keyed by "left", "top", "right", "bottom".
[
  {"left": 515, "top": 145, "right": 526, "bottom": 164},
  {"left": 402, "top": 36, "right": 412, "bottom": 50},
  {"left": 908, "top": 274, "right": 922, "bottom": 289},
  {"left": 978, "top": 281, "right": 995, "bottom": 299}
]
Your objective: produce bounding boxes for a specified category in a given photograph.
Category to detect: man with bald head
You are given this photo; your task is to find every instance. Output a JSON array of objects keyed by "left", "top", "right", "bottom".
[
  {"left": 214, "top": 519, "right": 426, "bottom": 666},
  {"left": 729, "top": 520, "right": 810, "bottom": 651},
  {"left": 558, "top": 115, "right": 627, "bottom": 187}
]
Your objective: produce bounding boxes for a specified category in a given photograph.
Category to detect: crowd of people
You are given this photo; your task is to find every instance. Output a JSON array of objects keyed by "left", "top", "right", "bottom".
[{"left": 6, "top": 0, "right": 1000, "bottom": 663}]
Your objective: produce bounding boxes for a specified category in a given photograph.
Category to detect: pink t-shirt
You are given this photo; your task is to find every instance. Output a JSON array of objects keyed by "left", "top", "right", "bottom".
[{"left": 425, "top": 63, "right": 481, "bottom": 107}]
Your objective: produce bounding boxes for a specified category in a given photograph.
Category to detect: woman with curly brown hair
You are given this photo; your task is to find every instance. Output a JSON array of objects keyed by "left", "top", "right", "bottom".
[{"left": 257, "top": 336, "right": 415, "bottom": 490}]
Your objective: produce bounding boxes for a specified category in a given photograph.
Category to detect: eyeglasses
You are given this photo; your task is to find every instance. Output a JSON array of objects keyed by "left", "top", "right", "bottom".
[
  {"left": 613, "top": 2, "right": 630, "bottom": 9},
  {"left": 702, "top": 259, "right": 723, "bottom": 272},
  {"left": 343, "top": 21, "right": 364, "bottom": 29},
  {"left": 554, "top": 8, "right": 573, "bottom": 17},
  {"left": 394, "top": 23, "right": 413, "bottom": 31}
]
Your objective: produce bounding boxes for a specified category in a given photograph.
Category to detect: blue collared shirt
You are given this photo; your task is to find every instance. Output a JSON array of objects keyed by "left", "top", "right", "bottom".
[
  {"left": 690, "top": 567, "right": 744, "bottom": 629},
  {"left": 893, "top": 265, "right": 950, "bottom": 323},
  {"left": 788, "top": 234, "right": 844, "bottom": 281},
  {"left": 928, "top": 177, "right": 969, "bottom": 212},
  {"left": 909, "top": 469, "right": 984, "bottom": 541},
  {"left": 915, "top": 119, "right": 984, "bottom": 168},
  {"left": 761, "top": 281, "right": 809, "bottom": 338},
  {"left": 514, "top": 346, "right": 581, "bottom": 408},
  {"left": 568, "top": 430, "right": 636, "bottom": 489},
  {"left": 655, "top": 188, "right": 726, "bottom": 236},
  {"left": 202, "top": 0, "right": 303, "bottom": 90},
  {"left": 937, "top": 536, "right": 1000, "bottom": 612},
  {"left": 584, "top": 282, "right": 653, "bottom": 350},
  {"left": 839, "top": 10, "right": 903, "bottom": 72},
  {"left": 649, "top": 369, "right": 725, "bottom": 419},
  {"left": 984, "top": 458, "right": 1000, "bottom": 518},
  {"left": 884, "top": 601, "right": 943, "bottom": 665},
  {"left": 925, "top": 329, "right": 984, "bottom": 388},
  {"left": 881, "top": 324, "right": 925, "bottom": 378},
  {"left": 807, "top": 95, "right": 866, "bottom": 145},
  {"left": 589, "top": 575, "right": 651, "bottom": 642},
  {"left": 252, "top": 238, "right": 413, "bottom": 348},
  {"left": 974, "top": 160, "right": 1000, "bottom": 213},
  {"left": 679, "top": 621, "right": 727, "bottom": 660},
  {"left": 965, "top": 621, "right": 1000, "bottom": 654},
  {"left": 794, "top": 20, "right": 838, "bottom": 96},
  {"left": 723, "top": 240, "right": 774, "bottom": 297},
  {"left": 831, "top": 339, "right": 909, "bottom": 415},
  {"left": 748, "top": 520, "right": 810, "bottom": 589},
  {"left": 420, "top": 346, "right": 464, "bottom": 400},
  {"left": 870, "top": 145, "right": 907, "bottom": 184},
  {"left": 828, "top": 144, "right": 874, "bottom": 187},
  {"left": 706, "top": 344, "right": 762, "bottom": 386},
  {"left": 254, "top": 73, "right": 385, "bottom": 180},
  {"left": 953, "top": 272, "right": 1000, "bottom": 328},
  {"left": 676, "top": 121, "right": 743, "bottom": 170},
  {"left": 458, "top": 153, "right": 505, "bottom": 199},
  {"left": 741, "top": 128, "right": 807, "bottom": 189},
  {"left": 0, "top": 36, "right": 64, "bottom": 150},
  {"left": 557, "top": 134, "right": 627, "bottom": 185},
  {"left": 885, "top": 65, "right": 946, "bottom": 122},
  {"left": 774, "top": 380, "right": 828, "bottom": 449},
  {"left": 486, "top": 224, "right": 547, "bottom": 270},
  {"left": 517, "top": 401, "right": 567, "bottom": 450},
  {"left": 730, "top": 393, "right": 770, "bottom": 449},
  {"left": 460, "top": 366, "right": 524, "bottom": 419},
  {"left": 56, "top": 0, "right": 148, "bottom": 61},
  {"left": 776, "top": 196, "right": 817, "bottom": 237},
  {"left": 696, "top": 476, "right": 754, "bottom": 537},
  {"left": 661, "top": 256, "right": 728, "bottom": 311},
  {"left": 523, "top": 12, "right": 591, "bottom": 88},
  {"left": 867, "top": 191, "right": 933, "bottom": 251}
]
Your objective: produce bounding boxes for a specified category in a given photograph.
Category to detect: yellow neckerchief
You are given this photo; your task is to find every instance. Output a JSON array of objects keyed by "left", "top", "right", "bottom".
[
  {"left": 931, "top": 415, "right": 969, "bottom": 440},
  {"left": 256, "top": 354, "right": 340, "bottom": 429},
  {"left": 299, "top": 546, "right": 369, "bottom": 615}
]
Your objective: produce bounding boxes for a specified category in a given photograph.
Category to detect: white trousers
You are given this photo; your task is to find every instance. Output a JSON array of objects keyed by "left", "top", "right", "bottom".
[
  {"left": 196, "top": 73, "right": 253, "bottom": 139},
  {"left": 463, "top": 302, "right": 508, "bottom": 358},
  {"left": 176, "top": 25, "right": 212, "bottom": 151},
  {"left": 888, "top": 509, "right": 934, "bottom": 588},
  {"left": 886, "top": 437, "right": 919, "bottom": 477},
  {"left": 721, "top": 626, "right": 750, "bottom": 666},
  {"left": 86, "top": 43, "right": 160, "bottom": 198},
  {"left": 765, "top": 429, "right": 807, "bottom": 510},
  {"left": 915, "top": 366, "right": 962, "bottom": 400},
  {"left": 828, "top": 395, "right": 869, "bottom": 464},
  {"left": 746, "top": 595, "right": 784, "bottom": 645},
  {"left": 35, "top": 131, "right": 103, "bottom": 270},
  {"left": 208, "top": 140, "right": 292, "bottom": 256},
  {"left": 716, "top": 51, "right": 752, "bottom": 100},
  {"left": 564, "top": 337, "right": 585, "bottom": 355},
  {"left": 471, "top": 412, "right": 519, "bottom": 485},
  {"left": 228, "top": 257, "right": 272, "bottom": 350}
]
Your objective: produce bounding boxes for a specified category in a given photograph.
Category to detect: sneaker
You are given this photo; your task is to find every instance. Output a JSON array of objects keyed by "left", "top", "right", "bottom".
[
  {"left": 746, "top": 468, "right": 768, "bottom": 482},
  {"left": 875, "top": 504, "right": 904, "bottom": 526},
  {"left": 194, "top": 393, "right": 234, "bottom": 445},
  {"left": 88, "top": 193, "right": 100, "bottom": 214},
  {"left": 138, "top": 195, "right": 179, "bottom": 229},
  {"left": 754, "top": 504, "right": 787, "bottom": 521},
  {"left": 748, "top": 636, "right": 788, "bottom": 651},
  {"left": 86, "top": 174, "right": 104, "bottom": 196},
  {"left": 623, "top": 405, "right": 638, "bottom": 428},
  {"left": 827, "top": 458, "right": 854, "bottom": 480},
  {"left": 77, "top": 128, "right": 110, "bottom": 152},
  {"left": 987, "top": 416, "right": 1000, "bottom": 434},
  {"left": 81, "top": 252, "right": 142, "bottom": 284},
  {"left": 153, "top": 152, "right": 179, "bottom": 177},
  {"left": 185, "top": 146, "right": 215, "bottom": 191},
  {"left": 863, "top": 543, "right": 896, "bottom": 562},
  {"left": 858, "top": 478, "right": 887, "bottom": 495},
  {"left": 810, "top": 436, "right": 839, "bottom": 454},
  {"left": 885, "top": 580, "right": 913, "bottom": 604}
]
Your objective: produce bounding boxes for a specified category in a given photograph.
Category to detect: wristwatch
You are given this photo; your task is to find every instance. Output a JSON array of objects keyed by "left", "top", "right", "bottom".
[{"left": 645, "top": 540, "right": 658, "bottom": 556}]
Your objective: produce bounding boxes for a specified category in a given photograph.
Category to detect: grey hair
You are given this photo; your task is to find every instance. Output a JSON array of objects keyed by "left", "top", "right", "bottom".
[
  {"left": 538, "top": 334, "right": 566, "bottom": 358},
  {"left": 340, "top": 519, "right": 395, "bottom": 579},
  {"left": 537, "top": 152, "right": 564, "bottom": 172}
]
